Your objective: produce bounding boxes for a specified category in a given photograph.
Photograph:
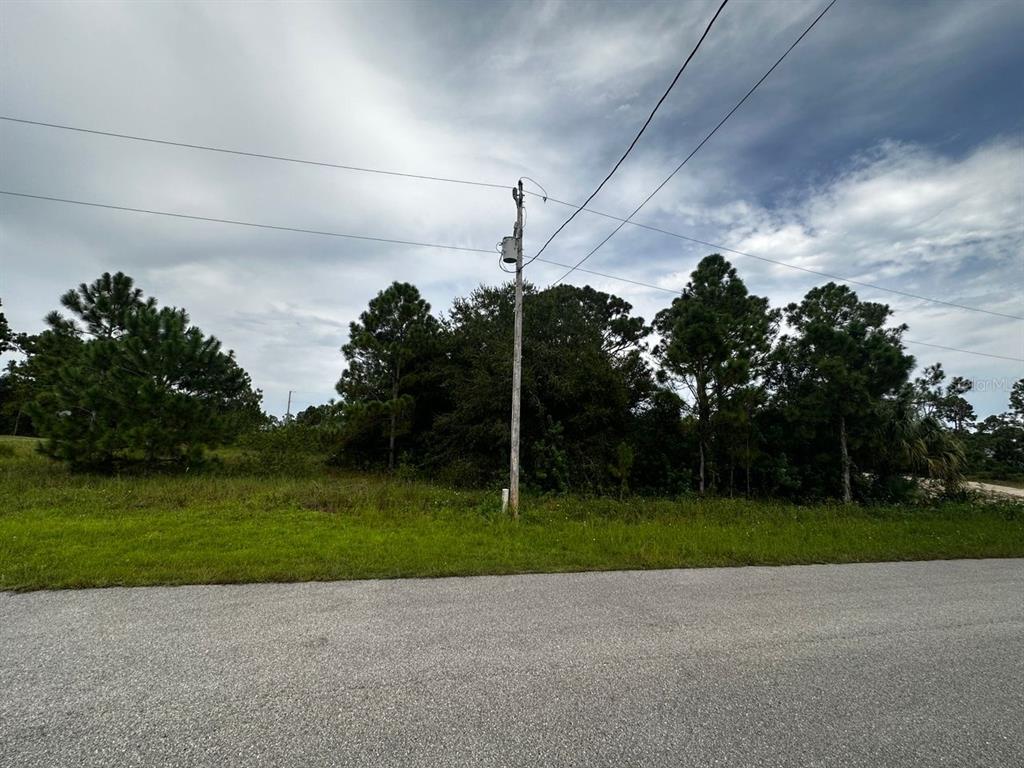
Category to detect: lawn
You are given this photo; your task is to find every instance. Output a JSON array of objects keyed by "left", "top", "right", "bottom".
[{"left": 1, "top": 436, "right": 1022, "bottom": 591}]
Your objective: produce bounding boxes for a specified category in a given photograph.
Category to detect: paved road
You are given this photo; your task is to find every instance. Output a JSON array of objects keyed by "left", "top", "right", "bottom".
[{"left": 2, "top": 561, "right": 1022, "bottom": 767}]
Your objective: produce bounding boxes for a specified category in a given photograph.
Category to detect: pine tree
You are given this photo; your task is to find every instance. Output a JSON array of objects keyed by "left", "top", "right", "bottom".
[
  {"left": 337, "top": 282, "right": 439, "bottom": 471},
  {"left": 653, "top": 255, "right": 777, "bottom": 495},
  {"left": 27, "top": 272, "right": 261, "bottom": 469},
  {"left": 775, "top": 283, "right": 914, "bottom": 502}
]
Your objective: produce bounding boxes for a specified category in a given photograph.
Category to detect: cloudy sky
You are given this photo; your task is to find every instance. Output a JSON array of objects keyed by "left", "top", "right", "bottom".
[{"left": 2, "top": 0, "right": 1022, "bottom": 417}]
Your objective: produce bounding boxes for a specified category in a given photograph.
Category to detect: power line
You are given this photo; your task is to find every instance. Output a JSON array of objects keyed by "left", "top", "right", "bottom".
[
  {"left": 4, "top": 111, "right": 1013, "bottom": 322},
  {"left": 526, "top": 190, "right": 1024, "bottom": 321},
  {"left": 534, "top": 257, "right": 674, "bottom": 293},
  {"left": 528, "top": 257, "right": 1024, "bottom": 364},
  {"left": 524, "top": 0, "right": 730, "bottom": 267},
  {"left": 5, "top": 183, "right": 1017, "bottom": 323},
  {"left": 9, "top": 184, "right": 1021, "bottom": 324},
  {"left": 0, "top": 116, "right": 509, "bottom": 192},
  {"left": 902, "top": 339, "right": 1024, "bottom": 364},
  {"left": 11, "top": 112, "right": 1006, "bottom": 319},
  {"left": 0, "top": 190, "right": 494, "bottom": 254},
  {"left": 5, "top": 188, "right": 1018, "bottom": 364},
  {"left": 551, "top": 0, "right": 838, "bottom": 285}
]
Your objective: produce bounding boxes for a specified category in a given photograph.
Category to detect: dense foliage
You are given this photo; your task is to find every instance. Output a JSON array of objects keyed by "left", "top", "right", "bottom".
[
  {"left": 0, "top": 273, "right": 261, "bottom": 469},
  {"left": 314, "top": 256, "right": 1020, "bottom": 501},
  {"left": 3, "top": 258, "right": 1020, "bottom": 498}
]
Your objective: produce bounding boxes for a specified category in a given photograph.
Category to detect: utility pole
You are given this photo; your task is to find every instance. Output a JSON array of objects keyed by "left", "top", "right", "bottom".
[
  {"left": 285, "top": 390, "right": 294, "bottom": 422},
  {"left": 508, "top": 180, "right": 525, "bottom": 518}
]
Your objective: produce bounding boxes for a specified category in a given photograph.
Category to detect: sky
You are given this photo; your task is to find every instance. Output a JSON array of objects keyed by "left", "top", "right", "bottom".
[{"left": 1, "top": 0, "right": 1022, "bottom": 418}]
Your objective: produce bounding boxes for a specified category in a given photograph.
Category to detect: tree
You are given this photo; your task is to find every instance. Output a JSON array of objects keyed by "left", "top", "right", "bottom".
[
  {"left": 774, "top": 283, "right": 914, "bottom": 502},
  {"left": 1010, "top": 378, "right": 1024, "bottom": 422},
  {"left": 871, "top": 390, "right": 965, "bottom": 497},
  {"left": 336, "top": 282, "right": 439, "bottom": 471},
  {"left": 0, "top": 301, "right": 13, "bottom": 355},
  {"left": 653, "top": 255, "right": 777, "bottom": 494},
  {"left": 963, "top": 378, "right": 1024, "bottom": 478},
  {"left": 294, "top": 401, "right": 341, "bottom": 428},
  {"left": 969, "top": 414, "right": 1024, "bottom": 477},
  {"left": 47, "top": 272, "right": 156, "bottom": 338},
  {"left": 913, "top": 363, "right": 975, "bottom": 432},
  {"left": 1, "top": 327, "right": 77, "bottom": 437},
  {"left": 0, "top": 301, "right": 34, "bottom": 434},
  {"left": 430, "top": 282, "right": 652, "bottom": 490},
  {"left": 27, "top": 272, "right": 261, "bottom": 468}
]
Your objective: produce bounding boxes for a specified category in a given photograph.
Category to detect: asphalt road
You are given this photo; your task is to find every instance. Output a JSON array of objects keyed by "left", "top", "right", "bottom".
[{"left": 2, "top": 560, "right": 1022, "bottom": 767}]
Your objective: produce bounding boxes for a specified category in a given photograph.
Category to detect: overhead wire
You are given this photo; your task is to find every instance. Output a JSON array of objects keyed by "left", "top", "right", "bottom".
[
  {"left": 4, "top": 180, "right": 1018, "bottom": 322},
  {"left": 4, "top": 188, "right": 1018, "bottom": 363},
  {"left": 0, "top": 115, "right": 509, "bottom": 192},
  {"left": 526, "top": 258, "right": 1023, "bottom": 363},
  {"left": 550, "top": 0, "right": 838, "bottom": 285},
  {"left": 523, "top": 0, "right": 730, "bottom": 267},
  {"left": 900, "top": 339, "right": 1024, "bottom": 364},
  {"left": 4, "top": 105, "right": 1016, "bottom": 319},
  {"left": 0, "top": 190, "right": 495, "bottom": 254},
  {"left": 524, "top": 190, "right": 1024, "bottom": 321}
]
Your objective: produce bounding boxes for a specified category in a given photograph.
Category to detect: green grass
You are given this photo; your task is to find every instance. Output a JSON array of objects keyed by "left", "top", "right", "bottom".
[{"left": 1, "top": 436, "right": 1021, "bottom": 591}]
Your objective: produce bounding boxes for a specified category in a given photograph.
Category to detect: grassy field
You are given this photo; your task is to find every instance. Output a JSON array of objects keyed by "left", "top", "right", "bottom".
[{"left": 1, "top": 435, "right": 1022, "bottom": 591}]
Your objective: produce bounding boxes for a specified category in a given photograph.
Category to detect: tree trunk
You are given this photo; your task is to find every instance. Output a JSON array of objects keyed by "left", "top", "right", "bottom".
[
  {"left": 745, "top": 432, "right": 751, "bottom": 498},
  {"left": 388, "top": 407, "right": 397, "bottom": 471},
  {"left": 840, "top": 414, "right": 851, "bottom": 503},
  {"left": 388, "top": 363, "right": 400, "bottom": 472},
  {"left": 697, "top": 375, "right": 709, "bottom": 496},
  {"left": 698, "top": 442, "right": 706, "bottom": 496}
]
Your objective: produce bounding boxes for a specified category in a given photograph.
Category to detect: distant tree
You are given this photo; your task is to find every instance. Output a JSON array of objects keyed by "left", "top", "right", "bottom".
[
  {"left": 653, "top": 255, "right": 778, "bottom": 494},
  {"left": 1010, "top": 378, "right": 1024, "bottom": 422},
  {"left": 294, "top": 402, "right": 341, "bottom": 428},
  {"left": 774, "top": 283, "right": 914, "bottom": 502},
  {"left": 26, "top": 272, "right": 261, "bottom": 469},
  {"left": 337, "top": 282, "right": 439, "bottom": 470},
  {"left": 913, "top": 363, "right": 975, "bottom": 432},
  {"left": 963, "top": 378, "right": 1024, "bottom": 479},
  {"left": 943, "top": 376, "right": 976, "bottom": 433},
  {"left": 0, "top": 301, "right": 13, "bottom": 355}
]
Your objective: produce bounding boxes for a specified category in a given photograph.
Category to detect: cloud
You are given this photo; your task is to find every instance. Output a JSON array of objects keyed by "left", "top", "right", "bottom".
[
  {"left": 1, "top": 0, "right": 1021, "bottom": 419},
  {"left": 599, "top": 139, "right": 1024, "bottom": 417},
  {"left": 722, "top": 140, "right": 1023, "bottom": 312}
]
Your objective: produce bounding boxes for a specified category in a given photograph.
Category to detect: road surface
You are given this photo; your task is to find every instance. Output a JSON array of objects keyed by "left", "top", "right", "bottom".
[{"left": 2, "top": 560, "right": 1022, "bottom": 767}]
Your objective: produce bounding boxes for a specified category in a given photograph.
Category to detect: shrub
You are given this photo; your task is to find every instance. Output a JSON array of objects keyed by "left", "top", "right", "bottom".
[{"left": 233, "top": 424, "right": 330, "bottom": 476}]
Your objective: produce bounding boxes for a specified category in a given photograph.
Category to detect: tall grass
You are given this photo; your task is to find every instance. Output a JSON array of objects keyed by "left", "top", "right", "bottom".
[{"left": 1, "top": 436, "right": 1021, "bottom": 591}]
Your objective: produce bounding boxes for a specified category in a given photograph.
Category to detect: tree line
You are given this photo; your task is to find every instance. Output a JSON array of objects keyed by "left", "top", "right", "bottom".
[{"left": 2, "top": 260, "right": 1022, "bottom": 501}]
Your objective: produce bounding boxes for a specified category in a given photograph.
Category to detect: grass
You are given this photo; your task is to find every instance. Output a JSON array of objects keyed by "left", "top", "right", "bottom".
[{"left": 1, "top": 435, "right": 1022, "bottom": 591}]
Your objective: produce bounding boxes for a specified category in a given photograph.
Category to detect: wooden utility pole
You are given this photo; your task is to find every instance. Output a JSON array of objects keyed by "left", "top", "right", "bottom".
[{"left": 509, "top": 180, "right": 525, "bottom": 518}]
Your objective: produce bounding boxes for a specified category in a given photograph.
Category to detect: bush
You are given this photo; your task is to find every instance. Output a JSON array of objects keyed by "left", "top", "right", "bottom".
[{"left": 232, "top": 424, "right": 330, "bottom": 476}]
